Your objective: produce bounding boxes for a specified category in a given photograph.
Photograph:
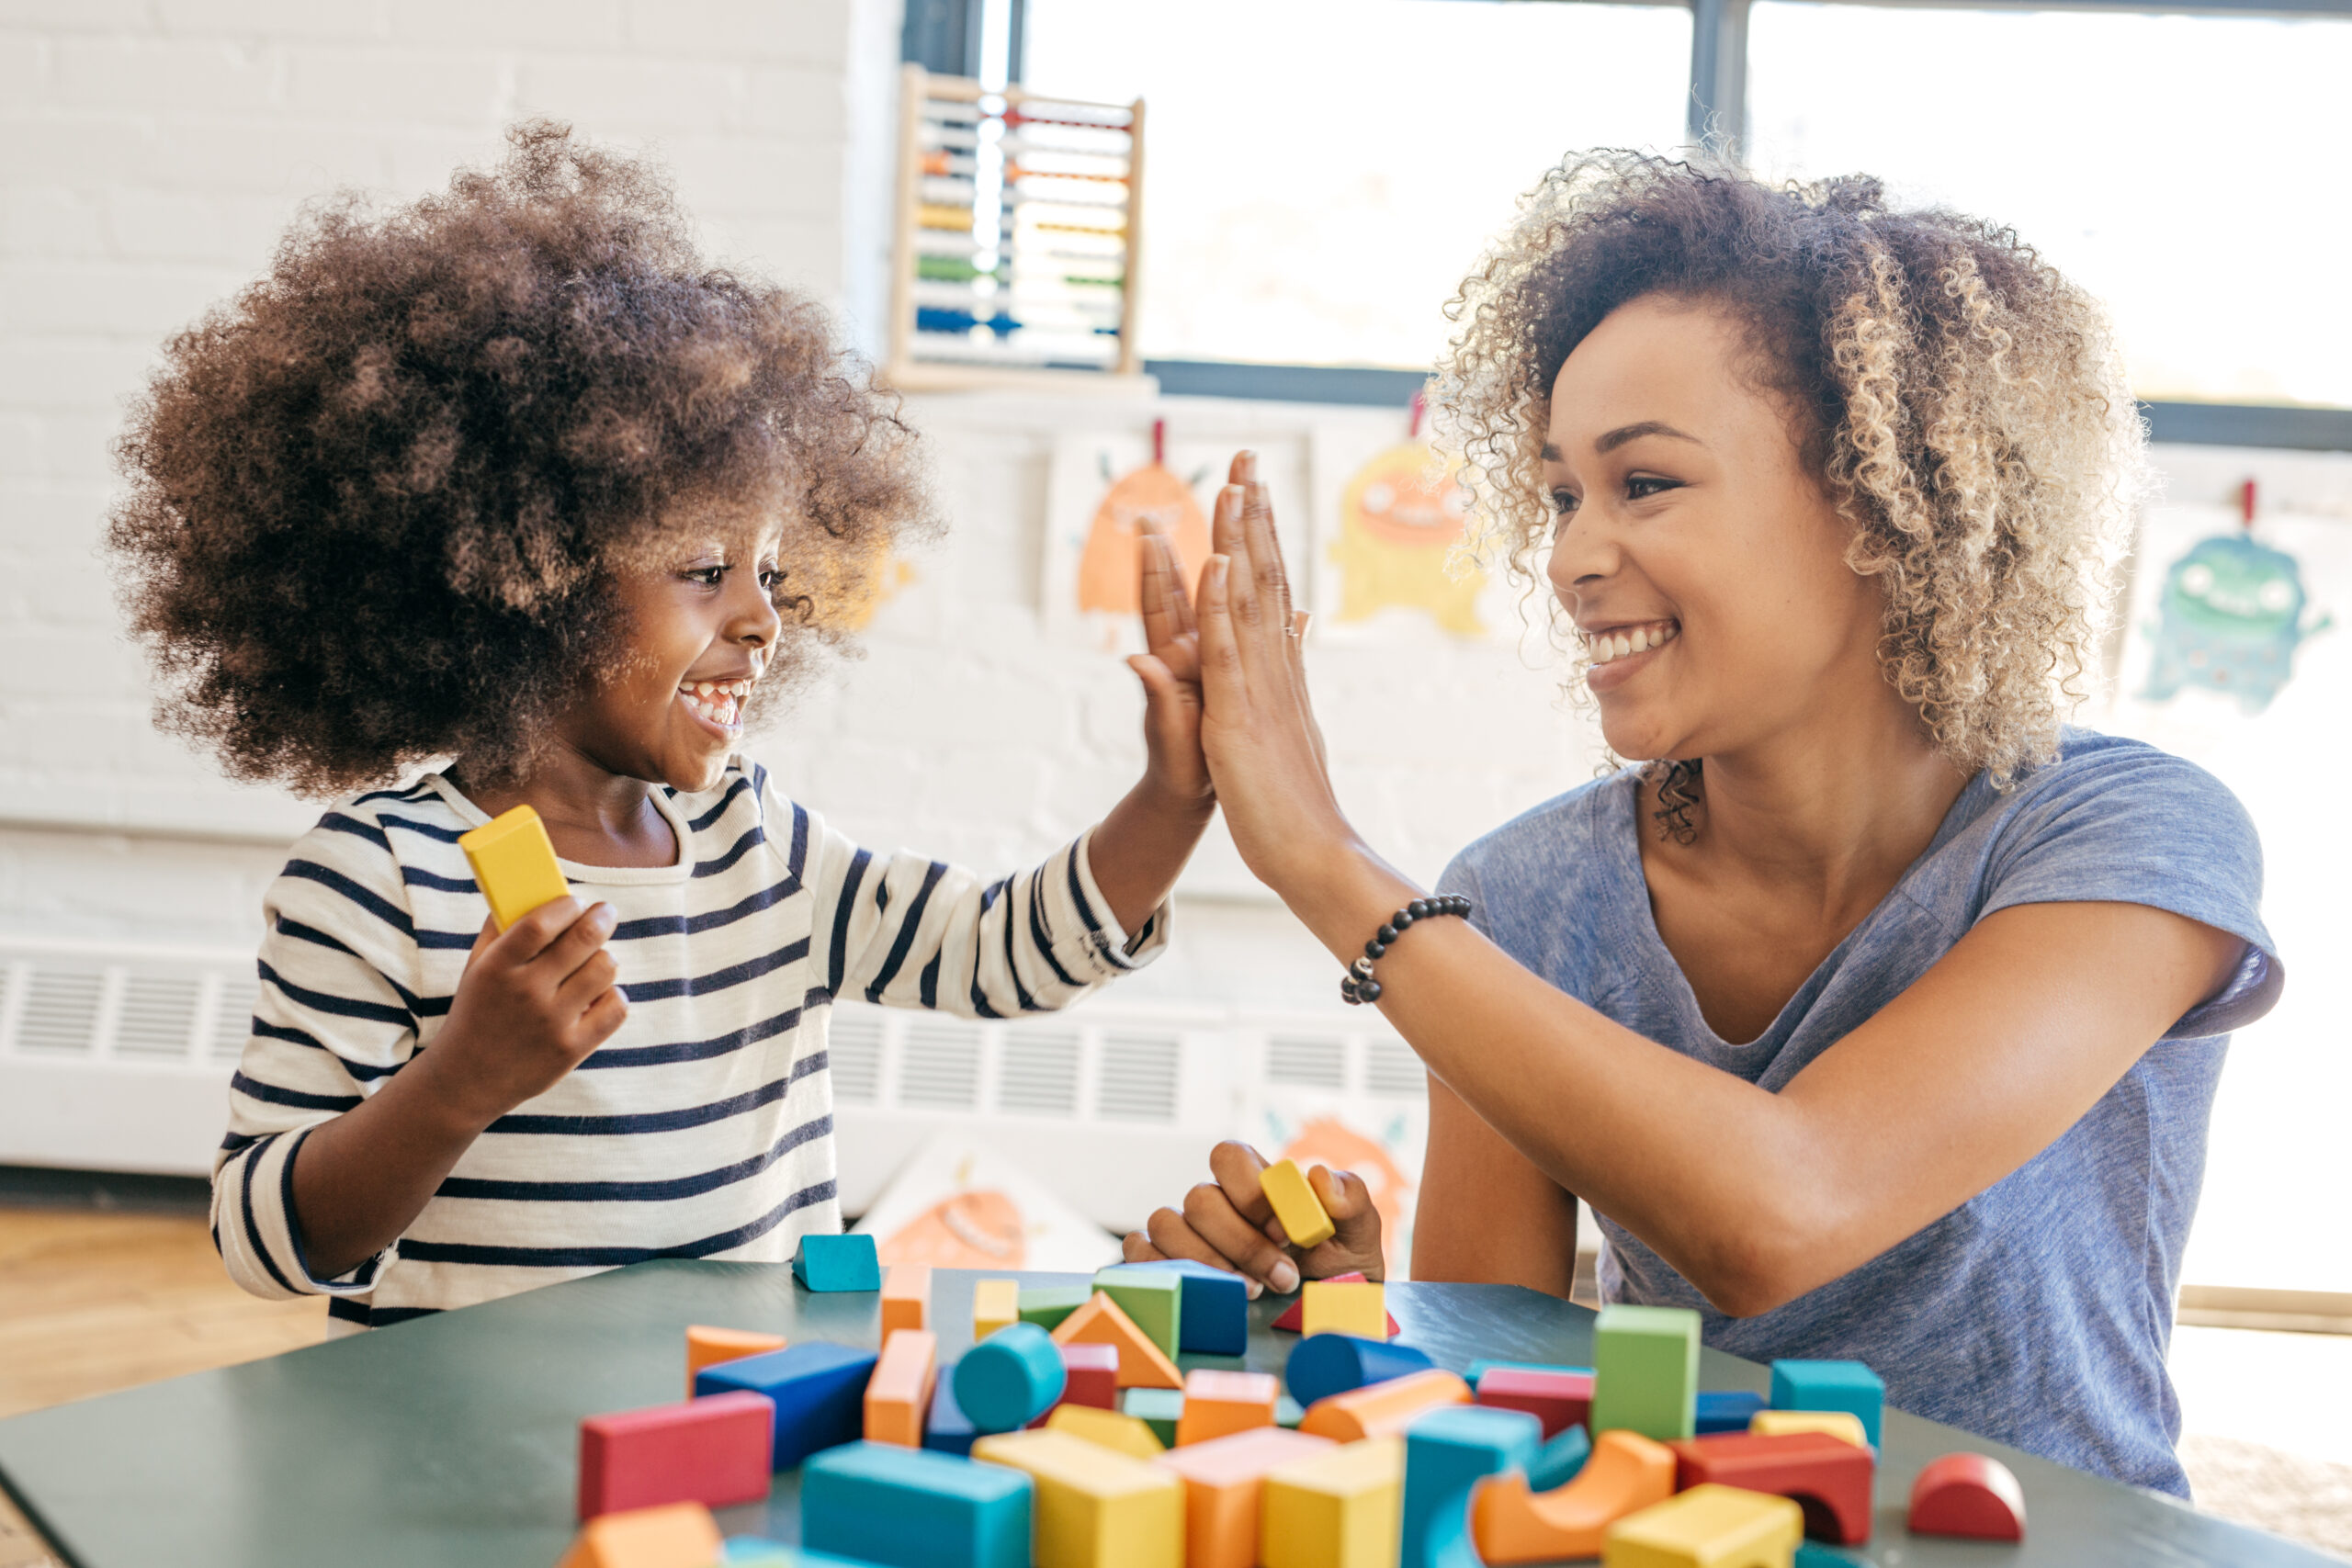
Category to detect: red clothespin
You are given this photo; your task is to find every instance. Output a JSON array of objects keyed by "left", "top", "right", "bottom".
[
  {"left": 1152, "top": 417, "right": 1166, "bottom": 468},
  {"left": 1408, "top": 389, "right": 1426, "bottom": 440},
  {"left": 2240, "top": 478, "right": 2257, "bottom": 530}
]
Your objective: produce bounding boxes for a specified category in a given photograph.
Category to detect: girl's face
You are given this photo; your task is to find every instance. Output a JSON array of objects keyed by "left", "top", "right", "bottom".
[
  {"left": 1542, "top": 294, "right": 1887, "bottom": 765},
  {"left": 563, "top": 519, "right": 786, "bottom": 795}
]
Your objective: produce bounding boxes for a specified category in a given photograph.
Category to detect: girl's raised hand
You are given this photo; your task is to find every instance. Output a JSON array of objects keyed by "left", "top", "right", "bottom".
[
  {"left": 1123, "top": 1140, "right": 1386, "bottom": 1296},
  {"left": 1126, "top": 516, "right": 1214, "bottom": 811}
]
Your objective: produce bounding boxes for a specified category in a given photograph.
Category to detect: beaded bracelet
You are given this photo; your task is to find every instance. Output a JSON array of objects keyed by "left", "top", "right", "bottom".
[{"left": 1340, "top": 894, "right": 1473, "bottom": 1004}]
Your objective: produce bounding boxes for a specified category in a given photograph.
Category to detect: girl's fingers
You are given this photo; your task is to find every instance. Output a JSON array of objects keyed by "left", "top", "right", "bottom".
[
  {"left": 1174, "top": 1181, "right": 1295, "bottom": 1296},
  {"left": 1204, "top": 1139, "right": 1277, "bottom": 1227},
  {"left": 1123, "top": 1229, "right": 1169, "bottom": 1264},
  {"left": 1136, "top": 525, "right": 1182, "bottom": 654}
]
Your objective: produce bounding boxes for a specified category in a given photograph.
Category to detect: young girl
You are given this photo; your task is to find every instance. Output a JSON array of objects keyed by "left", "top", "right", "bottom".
[
  {"left": 109, "top": 123, "right": 1216, "bottom": 1332},
  {"left": 1132, "top": 159, "right": 2278, "bottom": 1496}
]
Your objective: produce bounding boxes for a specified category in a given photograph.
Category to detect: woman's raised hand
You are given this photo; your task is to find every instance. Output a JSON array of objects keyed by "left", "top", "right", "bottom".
[{"left": 1123, "top": 1140, "right": 1386, "bottom": 1296}]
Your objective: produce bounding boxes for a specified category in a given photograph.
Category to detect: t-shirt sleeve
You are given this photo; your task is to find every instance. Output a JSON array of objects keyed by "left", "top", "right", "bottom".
[{"left": 1978, "top": 744, "right": 2281, "bottom": 1038}]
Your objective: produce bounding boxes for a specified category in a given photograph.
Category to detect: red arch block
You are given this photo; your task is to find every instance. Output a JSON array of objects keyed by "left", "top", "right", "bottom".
[
  {"left": 1668, "top": 1430, "right": 1874, "bottom": 1545},
  {"left": 1908, "top": 1451, "right": 2027, "bottom": 1541}
]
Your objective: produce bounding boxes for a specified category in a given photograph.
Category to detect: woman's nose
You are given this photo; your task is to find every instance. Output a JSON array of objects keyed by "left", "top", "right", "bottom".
[{"left": 1547, "top": 508, "right": 1619, "bottom": 597}]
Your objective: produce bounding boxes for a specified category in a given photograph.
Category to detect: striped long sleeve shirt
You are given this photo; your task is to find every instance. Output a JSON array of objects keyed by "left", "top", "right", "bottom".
[{"left": 211, "top": 761, "right": 1166, "bottom": 1331}]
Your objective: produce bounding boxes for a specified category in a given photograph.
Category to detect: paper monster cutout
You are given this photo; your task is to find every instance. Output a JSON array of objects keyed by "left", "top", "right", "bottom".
[
  {"left": 1329, "top": 411, "right": 1484, "bottom": 635},
  {"left": 2142, "top": 481, "right": 2330, "bottom": 716},
  {"left": 1076, "top": 421, "right": 1213, "bottom": 616}
]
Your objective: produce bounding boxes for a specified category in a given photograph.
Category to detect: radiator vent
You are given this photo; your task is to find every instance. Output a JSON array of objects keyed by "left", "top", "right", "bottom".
[
  {"left": 18, "top": 968, "right": 105, "bottom": 1056},
  {"left": 828, "top": 1008, "right": 884, "bottom": 1104},
  {"left": 116, "top": 974, "right": 205, "bottom": 1061},
  {"left": 998, "top": 1030, "right": 1080, "bottom": 1116},
  {"left": 1364, "top": 1040, "right": 1427, "bottom": 1098},
  {"left": 1267, "top": 1035, "right": 1346, "bottom": 1089},
  {"left": 1096, "top": 1032, "right": 1180, "bottom": 1122},
  {"left": 209, "top": 976, "right": 258, "bottom": 1063},
  {"left": 899, "top": 1020, "right": 982, "bottom": 1110}
]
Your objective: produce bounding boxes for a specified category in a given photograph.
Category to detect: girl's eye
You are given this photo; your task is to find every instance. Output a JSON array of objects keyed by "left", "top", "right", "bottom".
[
  {"left": 759, "top": 568, "right": 785, "bottom": 592},
  {"left": 683, "top": 565, "right": 725, "bottom": 587},
  {"left": 1627, "top": 475, "right": 1680, "bottom": 501}
]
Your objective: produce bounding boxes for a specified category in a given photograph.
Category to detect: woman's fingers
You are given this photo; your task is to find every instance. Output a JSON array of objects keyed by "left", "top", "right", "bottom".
[{"left": 1238, "top": 469, "right": 1294, "bottom": 626}]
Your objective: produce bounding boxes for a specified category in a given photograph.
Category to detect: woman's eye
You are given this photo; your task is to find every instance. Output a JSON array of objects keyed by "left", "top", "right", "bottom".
[
  {"left": 1626, "top": 476, "right": 1680, "bottom": 501},
  {"left": 1549, "top": 489, "right": 1578, "bottom": 517}
]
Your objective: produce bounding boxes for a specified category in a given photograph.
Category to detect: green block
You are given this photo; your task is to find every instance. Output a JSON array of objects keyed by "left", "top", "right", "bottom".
[
  {"left": 1120, "top": 1386, "right": 1184, "bottom": 1446},
  {"left": 1091, "top": 1265, "right": 1182, "bottom": 1359},
  {"left": 1589, "top": 1303, "right": 1700, "bottom": 1441},
  {"left": 1018, "top": 1284, "right": 1091, "bottom": 1331},
  {"left": 1274, "top": 1393, "right": 1305, "bottom": 1429}
]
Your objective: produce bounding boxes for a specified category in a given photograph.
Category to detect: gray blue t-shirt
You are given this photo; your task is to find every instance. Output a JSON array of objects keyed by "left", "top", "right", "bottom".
[{"left": 1437, "top": 728, "right": 2278, "bottom": 1496}]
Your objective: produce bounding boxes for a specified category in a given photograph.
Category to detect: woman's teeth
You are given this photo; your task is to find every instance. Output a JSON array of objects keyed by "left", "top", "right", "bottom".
[
  {"left": 680, "top": 679, "right": 752, "bottom": 728},
  {"left": 1586, "top": 620, "right": 1678, "bottom": 666}
]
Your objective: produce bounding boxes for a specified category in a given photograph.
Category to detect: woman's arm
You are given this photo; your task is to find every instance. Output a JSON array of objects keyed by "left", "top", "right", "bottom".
[{"left": 1414, "top": 1075, "right": 1580, "bottom": 1297}]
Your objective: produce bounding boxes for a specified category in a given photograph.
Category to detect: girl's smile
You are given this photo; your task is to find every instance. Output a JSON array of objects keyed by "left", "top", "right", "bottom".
[{"left": 675, "top": 673, "right": 760, "bottom": 736}]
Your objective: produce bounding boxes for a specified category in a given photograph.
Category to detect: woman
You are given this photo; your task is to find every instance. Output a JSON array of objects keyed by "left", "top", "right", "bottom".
[{"left": 1127, "top": 155, "right": 2278, "bottom": 1495}]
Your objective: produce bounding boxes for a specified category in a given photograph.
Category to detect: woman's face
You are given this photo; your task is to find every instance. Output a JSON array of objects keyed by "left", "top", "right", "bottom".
[{"left": 1543, "top": 293, "right": 1886, "bottom": 766}]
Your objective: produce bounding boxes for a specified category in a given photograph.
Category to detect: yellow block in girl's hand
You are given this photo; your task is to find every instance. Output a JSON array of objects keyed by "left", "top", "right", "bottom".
[
  {"left": 458, "top": 805, "right": 571, "bottom": 933},
  {"left": 1260, "top": 1159, "right": 1336, "bottom": 1249}
]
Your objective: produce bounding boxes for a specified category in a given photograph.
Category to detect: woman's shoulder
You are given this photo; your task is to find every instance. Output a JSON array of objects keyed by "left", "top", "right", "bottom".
[
  {"left": 1991, "top": 728, "right": 2256, "bottom": 860},
  {"left": 1440, "top": 770, "right": 1638, "bottom": 902}
]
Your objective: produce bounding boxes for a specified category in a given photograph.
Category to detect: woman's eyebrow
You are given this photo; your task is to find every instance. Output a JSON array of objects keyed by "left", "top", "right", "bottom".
[{"left": 1540, "top": 421, "right": 1702, "bottom": 461}]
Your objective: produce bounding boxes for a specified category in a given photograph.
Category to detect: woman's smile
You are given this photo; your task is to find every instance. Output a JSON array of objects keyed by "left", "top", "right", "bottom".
[{"left": 1582, "top": 617, "right": 1679, "bottom": 694}]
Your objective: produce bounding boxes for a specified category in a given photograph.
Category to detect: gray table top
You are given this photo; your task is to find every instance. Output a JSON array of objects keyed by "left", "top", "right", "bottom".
[{"left": 0, "top": 1261, "right": 2331, "bottom": 1567}]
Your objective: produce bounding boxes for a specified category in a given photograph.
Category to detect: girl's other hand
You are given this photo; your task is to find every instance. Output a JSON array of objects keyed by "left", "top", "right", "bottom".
[
  {"left": 1127, "top": 517, "right": 1214, "bottom": 812},
  {"left": 1123, "top": 1139, "right": 1385, "bottom": 1297},
  {"left": 423, "top": 898, "right": 628, "bottom": 1129}
]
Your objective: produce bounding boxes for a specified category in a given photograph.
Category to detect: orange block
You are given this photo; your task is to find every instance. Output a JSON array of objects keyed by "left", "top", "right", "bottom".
[
  {"left": 1297, "top": 1368, "right": 1471, "bottom": 1443},
  {"left": 684, "top": 1325, "right": 786, "bottom": 1400},
  {"left": 1051, "top": 1290, "right": 1183, "bottom": 1390},
  {"left": 1470, "top": 1429, "right": 1678, "bottom": 1563},
  {"left": 1155, "top": 1427, "right": 1340, "bottom": 1568},
  {"left": 883, "top": 1264, "right": 932, "bottom": 1337},
  {"left": 556, "top": 1501, "right": 723, "bottom": 1568},
  {"left": 1177, "top": 1369, "right": 1279, "bottom": 1447},
  {"left": 864, "top": 1328, "right": 939, "bottom": 1448}
]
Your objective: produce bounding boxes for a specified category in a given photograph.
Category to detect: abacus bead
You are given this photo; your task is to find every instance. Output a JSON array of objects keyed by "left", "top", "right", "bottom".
[
  {"left": 1359, "top": 980, "right": 1383, "bottom": 1002},
  {"left": 1364, "top": 940, "right": 1385, "bottom": 960},
  {"left": 1377, "top": 924, "right": 1397, "bottom": 943},
  {"left": 1408, "top": 899, "right": 1430, "bottom": 919}
]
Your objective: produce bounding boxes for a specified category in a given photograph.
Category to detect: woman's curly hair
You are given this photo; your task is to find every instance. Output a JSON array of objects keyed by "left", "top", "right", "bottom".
[
  {"left": 110, "top": 119, "right": 929, "bottom": 795},
  {"left": 1436, "top": 152, "right": 2146, "bottom": 809}
]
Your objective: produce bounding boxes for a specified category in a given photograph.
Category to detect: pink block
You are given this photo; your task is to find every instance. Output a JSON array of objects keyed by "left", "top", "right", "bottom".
[
  {"left": 578, "top": 1391, "right": 775, "bottom": 1519},
  {"left": 1476, "top": 1369, "right": 1594, "bottom": 1438}
]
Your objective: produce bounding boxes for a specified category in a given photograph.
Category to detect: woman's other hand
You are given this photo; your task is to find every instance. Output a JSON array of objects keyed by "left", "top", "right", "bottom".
[{"left": 1123, "top": 1139, "right": 1385, "bottom": 1297}]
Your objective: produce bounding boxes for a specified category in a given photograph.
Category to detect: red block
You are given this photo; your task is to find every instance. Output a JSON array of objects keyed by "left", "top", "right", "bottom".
[
  {"left": 578, "top": 1391, "right": 775, "bottom": 1519},
  {"left": 1476, "top": 1369, "right": 1594, "bottom": 1439},
  {"left": 1029, "top": 1341, "right": 1123, "bottom": 1427},
  {"left": 1908, "top": 1451, "right": 2026, "bottom": 1542},
  {"left": 1668, "top": 1430, "right": 1874, "bottom": 1546},
  {"left": 1269, "top": 1272, "right": 1400, "bottom": 1336}
]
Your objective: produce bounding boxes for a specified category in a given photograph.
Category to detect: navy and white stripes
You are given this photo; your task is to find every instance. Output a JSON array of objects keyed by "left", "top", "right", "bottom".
[{"left": 210, "top": 762, "right": 1165, "bottom": 1330}]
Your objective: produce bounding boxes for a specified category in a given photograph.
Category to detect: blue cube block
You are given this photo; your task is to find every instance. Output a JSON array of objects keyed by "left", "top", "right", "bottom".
[
  {"left": 1402, "top": 1405, "right": 1543, "bottom": 1568},
  {"left": 925, "top": 1371, "right": 978, "bottom": 1457},
  {"left": 1525, "top": 1425, "right": 1590, "bottom": 1493},
  {"left": 1132, "top": 1257, "right": 1250, "bottom": 1355},
  {"left": 1286, "top": 1333, "right": 1434, "bottom": 1406},
  {"left": 1695, "top": 1390, "right": 1767, "bottom": 1434},
  {"left": 804, "top": 1440, "right": 1033, "bottom": 1568},
  {"left": 1768, "top": 1359, "right": 1884, "bottom": 1449},
  {"left": 697, "top": 1341, "right": 878, "bottom": 1470},
  {"left": 792, "top": 1232, "right": 883, "bottom": 1292}
]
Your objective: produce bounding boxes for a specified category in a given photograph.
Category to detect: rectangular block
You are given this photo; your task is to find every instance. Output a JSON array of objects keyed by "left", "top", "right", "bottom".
[
  {"left": 1155, "top": 1427, "right": 1340, "bottom": 1568},
  {"left": 1301, "top": 1280, "right": 1388, "bottom": 1340},
  {"left": 1589, "top": 1304, "right": 1700, "bottom": 1443},
  {"left": 1402, "top": 1407, "right": 1543, "bottom": 1568},
  {"left": 1092, "top": 1264, "right": 1182, "bottom": 1359},
  {"left": 1694, "top": 1391, "right": 1766, "bottom": 1435},
  {"left": 865, "top": 1329, "right": 940, "bottom": 1448},
  {"left": 1464, "top": 1360, "right": 1591, "bottom": 1389},
  {"left": 1021, "top": 1284, "right": 1092, "bottom": 1331},
  {"left": 883, "top": 1265, "right": 932, "bottom": 1337},
  {"left": 1475, "top": 1369, "right": 1593, "bottom": 1439},
  {"left": 1046, "top": 1403, "right": 1165, "bottom": 1460},
  {"left": 974, "top": 1279, "right": 1021, "bottom": 1340},
  {"left": 1668, "top": 1431, "right": 1875, "bottom": 1546},
  {"left": 927, "top": 1376, "right": 978, "bottom": 1457},
  {"left": 1749, "top": 1409, "right": 1870, "bottom": 1450},
  {"left": 793, "top": 1233, "right": 883, "bottom": 1292},
  {"left": 698, "top": 1342, "right": 879, "bottom": 1470},
  {"left": 1261, "top": 1435, "right": 1405, "bottom": 1568},
  {"left": 1259, "top": 1160, "right": 1336, "bottom": 1249},
  {"left": 1768, "top": 1360, "right": 1884, "bottom": 1450},
  {"left": 458, "top": 804, "right": 569, "bottom": 931},
  {"left": 685, "top": 1325, "right": 787, "bottom": 1401},
  {"left": 1177, "top": 1369, "right": 1279, "bottom": 1448},
  {"left": 1061, "top": 1343, "right": 1122, "bottom": 1412},
  {"left": 1600, "top": 1483, "right": 1802, "bottom": 1568},
  {"left": 970, "top": 1428, "right": 1183, "bottom": 1568},
  {"left": 803, "top": 1438, "right": 1033, "bottom": 1568},
  {"left": 578, "top": 1391, "right": 774, "bottom": 1518},
  {"left": 558, "top": 1501, "right": 723, "bottom": 1568},
  {"left": 1136, "top": 1258, "right": 1250, "bottom": 1355},
  {"left": 1122, "top": 1387, "right": 1185, "bottom": 1447}
]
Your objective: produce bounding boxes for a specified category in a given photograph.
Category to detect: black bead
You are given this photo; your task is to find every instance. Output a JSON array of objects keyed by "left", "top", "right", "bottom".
[
  {"left": 1377, "top": 924, "right": 1397, "bottom": 943},
  {"left": 1359, "top": 980, "right": 1383, "bottom": 1002},
  {"left": 1364, "top": 939, "right": 1385, "bottom": 960},
  {"left": 1394, "top": 909, "right": 1415, "bottom": 928},
  {"left": 1340, "top": 978, "right": 1360, "bottom": 1003},
  {"left": 1408, "top": 899, "right": 1430, "bottom": 919}
]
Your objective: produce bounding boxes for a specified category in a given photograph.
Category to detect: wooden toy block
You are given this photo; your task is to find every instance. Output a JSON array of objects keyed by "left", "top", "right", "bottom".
[
  {"left": 1275, "top": 1393, "right": 1306, "bottom": 1428},
  {"left": 803, "top": 1438, "right": 1034, "bottom": 1568},
  {"left": 1600, "top": 1483, "right": 1803, "bottom": 1568},
  {"left": 883, "top": 1264, "right": 933, "bottom": 1337},
  {"left": 1475, "top": 1367, "right": 1593, "bottom": 1438},
  {"left": 1747, "top": 1411, "right": 1868, "bottom": 1450},
  {"left": 1051, "top": 1291, "right": 1182, "bottom": 1390},
  {"left": 1298, "top": 1368, "right": 1471, "bottom": 1443},
  {"left": 973, "top": 1279, "right": 1021, "bottom": 1341},
  {"left": 1153, "top": 1427, "right": 1339, "bottom": 1568},
  {"left": 1906, "top": 1451, "right": 2026, "bottom": 1541},
  {"left": 556, "top": 1501, "right": 724, "bottom": 1568},
  {"left": 1285, "top": 1335, "right": 1434, "bottom": 1408},
  {"left": 1271, "top": 1273, "right": 1399, "bottom": 1336},
  {"left": 956, "top": 1323, "right": 1068, "bottom": 1434},
  {"left": 1526, "top": 1425, "right": 1591, "bottom": 1493},
  {"left": 1047, "top": 1403, "right": 1167, "bottom": 1460},
  {"left": 1791, "top": 1545, "right": 1855, "bottom": 1568},
  {"left": 458, "top": 804, "right": 570, "bottom": 933},
  {"left": 578, "top": 1391, "right": 774, "bottom": 1518},
  {"left": 1259, "top": 1159, "right": 1338, "bottom": 1248},
  {"left": 927, "top": 1375, "right": 978, "bottom": 1456},
  {"left": 1401, "top": 1406, "right": 1543, "bottom": 1568},
  {"left": 1176, "top": 1369, "right": 1279, "bottom": 1446},
  {"left": 696, "top": 1342, "right": 878, "bottom": 1471},
  {"left": 1470, "top": 1429, "right": 1678, "bottom": 1563},
  {"left": 1464, "top": 1359, "right": 1589, "bottom": 1388},
  {"left": 1260, "top": 1435, "right": 1405, "bottom": 1568},
  {"left": 1060, "top": 1343, "right": 1123, "bottom": 1411},
  {"left": 1694, "top": 1392, "right": 1765, "bottom": 1434},
  {"left": 1133, "top": 1258, "right": 1250, "bottom": 1354},
  {"left": 865, "top": 1328, "right": 940, "bottom": 1448},
  {"left": 969, "top": 1428, "right": 1184, "bottom": 1568},
  {"left": 1668, "top": 1431, "right": 1874, "bottom": 1545},
  {"left": 792, "top": 1233, "right": 883, "bottom": 1292},
  {"left": 1767, "top": 1361, "right": 1883, "bottom": 1450},
  {"left": 1301, "top": 1280, "right": 1389, "bottom": 1340},
  {"left": 1021, "top": 1284, "right": 1093, "bottom": 1331},
  {"left": 1091, "top": 1264, "right": 1184, "bottom": 1359},
  {"left": 1590, "top": 1304, "right": 1700, "bottom": 1442},
  {"left": 684, "top": 1326, "right": 788, "bottom": 1401},
  {"left": 718, "top": 1543, "right": 872, "bottom": 1565},
  {"left": 1121, "top": 1387, "right": 1185, "bottom": 1446}
]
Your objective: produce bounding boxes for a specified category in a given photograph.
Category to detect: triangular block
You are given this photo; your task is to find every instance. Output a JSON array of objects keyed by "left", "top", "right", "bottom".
[
  {"left": 1271, "top": 1271, "right": 1399, "bottom": 1336},
  {"left": 1050, "top": 1290, "right": 1182, "bottom": 1390}
]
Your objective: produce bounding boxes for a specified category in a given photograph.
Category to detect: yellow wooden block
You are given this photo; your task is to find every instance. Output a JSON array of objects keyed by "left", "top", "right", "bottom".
[
  {"left": 1748, "top": 1410, "right": 1870, "bottom": 1449},
  {"left": 972, "top": 1428, "right": 1183, "bottom": 1568},
  {"left": 1048, "top": 1402, "right": 1167, "bottom": 1460},
  {"left": 1300, "top": 1280, "right": 1387, "bottom": 1340},
  {"left": 974, "top": 1278, "right": 1021, "bottom": 1340},
  {"left": 458, "top": 804, "right": 571, "bottom": 933},
  {"left": 1260, "top": 1435, "right": 1405, "bottom": 1568},
  {"left": 1600, "top": 1483, "right": 1803, "bottom": 1568},
  {"left": 683, "top": 1325, "right": 786, "bottom": 1400},
  {"left": 555, "top": 1501, "right": 723, "bottom": 1568},
  {"left": 1259, "top": 1160, "right": 1336, "bottom": 1249}
]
